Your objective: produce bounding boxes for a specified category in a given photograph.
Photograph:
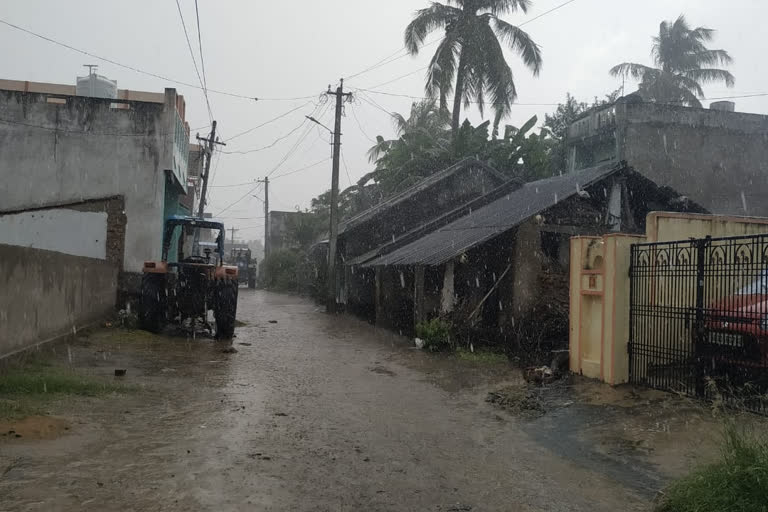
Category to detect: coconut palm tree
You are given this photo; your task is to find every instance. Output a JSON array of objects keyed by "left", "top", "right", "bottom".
[
  {"left": 404, "top": 0, "right": 542, "bottom": 136},
  {"left": 610, "top": 15, "right": 734, "bottom": 107}
]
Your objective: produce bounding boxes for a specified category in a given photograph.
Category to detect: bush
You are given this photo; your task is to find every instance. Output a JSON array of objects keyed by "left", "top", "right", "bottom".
[
  {"left": 656, "top": 423, "right": 768, "bottom": 512},
  {"left": 261, "top": 249, "right": 301, "bottom": 291},
  {"left": 415, "top": 318, "right": 454, "bottom": 352}
]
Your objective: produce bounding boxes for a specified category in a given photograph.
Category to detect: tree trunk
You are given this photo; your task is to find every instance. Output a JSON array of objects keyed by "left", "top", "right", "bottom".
[{"left": 451, "top": 49, "right": 468, "bottom": 138}]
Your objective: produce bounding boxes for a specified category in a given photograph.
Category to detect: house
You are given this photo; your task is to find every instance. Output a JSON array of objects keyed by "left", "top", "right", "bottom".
[
  {"left": 344, "top": 160, "right": 704, "bottom": 345},
  {"left": 0, "top": 77, "right": 191, "bottom": 276},
  {"left": 567, "top": 97, "right": 768, "bottom": 217},
  {"left": 336, "top": 158, "right": 511, "bottom": 319}
]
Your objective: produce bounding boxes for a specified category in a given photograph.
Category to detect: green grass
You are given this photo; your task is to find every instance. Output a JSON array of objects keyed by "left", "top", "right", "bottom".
[
  {"left": 656, "top": 424, "right": 768, "bottom": 512},
  {"left": 455, "top": 347, "right": 509, "bottom": 364},
  {"left": 0, "top": 363, "right": 130, "bottom": 420}
]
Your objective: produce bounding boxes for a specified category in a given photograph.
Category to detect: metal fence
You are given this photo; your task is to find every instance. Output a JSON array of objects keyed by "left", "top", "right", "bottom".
[{"left": 629, "top": 234, "right": 768, "bottom": 413}]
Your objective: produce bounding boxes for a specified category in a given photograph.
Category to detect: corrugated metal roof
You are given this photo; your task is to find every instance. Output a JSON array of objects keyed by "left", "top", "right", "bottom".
[
  {"left": 339, "top": 157, "right": 508, "bottom": 235},
  {"left": 362, "top": 162, "right": 622, "bottom": 267}
]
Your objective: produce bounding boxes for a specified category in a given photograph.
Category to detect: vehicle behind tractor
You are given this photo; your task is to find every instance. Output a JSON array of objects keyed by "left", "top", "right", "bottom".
[
  {"left": 139, "top": 216, "right": 239, "bottom": 339},
  {"left": 231, "top": 247, "right": 257, "bottom": 289}
]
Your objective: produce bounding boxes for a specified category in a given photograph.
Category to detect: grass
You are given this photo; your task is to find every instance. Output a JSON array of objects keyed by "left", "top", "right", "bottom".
[
  {"left": 656, "top": 423, "right": 768, "bottom": 512},
  {"left": 455, "top": 347, "right": 509, "bottom": 364},
  {"left": 0, "top": 360, "right": 131, "bottom": 420}
]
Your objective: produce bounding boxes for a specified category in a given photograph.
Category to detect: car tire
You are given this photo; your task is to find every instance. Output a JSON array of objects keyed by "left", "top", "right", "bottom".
[
  {"left": 214, "top": 280, "right": 238, "bottom": 340},
  {"left": 139, "top": 275, "right": 166, "bottom": 334}
]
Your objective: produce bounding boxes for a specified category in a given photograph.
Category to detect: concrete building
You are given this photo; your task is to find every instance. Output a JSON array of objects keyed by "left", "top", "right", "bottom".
[
  {"left": 0, "top": 80, "right": 190, "bottom": 273},
  {"left": 567, "top": 97, "right": 768, "bottom": 217}
]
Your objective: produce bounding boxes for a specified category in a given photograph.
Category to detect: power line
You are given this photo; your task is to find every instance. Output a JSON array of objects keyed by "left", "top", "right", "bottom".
[
  {"left": 0, "top": 18, "right": 315, "bottom": 102},
  {"left": 357, "top": 87, "right": 561, "bottom": 106},
  {"left": 214, "top": 102, "right": 329, "bottom": 216},
  {"left": 517, "top": 0, "right": 580, "bottom": 28},
  {"left": 223, "top": 101, "right": 314, "bottom": 142},
  {"left": 209, "top": 180, "right": 259, "bottom": 188},
  {"left": 349, "top": 104, "right": 375, "bottom": 143},
  {"left": 174, "top": 0, "right": 212, "bottom": 121},
  {"left": 220, "top": 121, "right": 307, "bottom": 154},
  {"left": 340, "top": 148, "right": 353, "bottom": 186},
  {"left": 271, "top": 157, "right": 331, "bottom": 180},
  {"left": 347, "top": 0, "right": 582, "bottom": 89},
  {"left": 194, "top": 0, "right": 208, "bottom": 93},
  {"left": 363, "top": 66, "right": 429, "bottom": 91}
]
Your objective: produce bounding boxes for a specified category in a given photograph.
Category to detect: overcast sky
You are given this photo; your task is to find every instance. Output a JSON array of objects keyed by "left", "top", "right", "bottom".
[{"left": 3, "top": 0, "right": 766, "bottom": 242}]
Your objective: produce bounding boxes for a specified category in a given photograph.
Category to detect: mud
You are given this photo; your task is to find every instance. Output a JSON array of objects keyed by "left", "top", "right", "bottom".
[
  {"left": 0, "top": 416, "right": 71, "bottom": 441},
  {"left": 0, "top": 290, "right": 760, "bottom": 511}
]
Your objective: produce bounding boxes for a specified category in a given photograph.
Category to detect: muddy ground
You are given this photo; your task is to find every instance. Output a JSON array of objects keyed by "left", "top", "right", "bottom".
[{"left": 0, "top": 290, "right": 763, "bottom": 511}]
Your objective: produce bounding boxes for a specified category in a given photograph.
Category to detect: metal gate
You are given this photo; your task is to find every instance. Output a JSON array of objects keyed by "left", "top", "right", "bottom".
[{"left": 629, "top": 234, "right": 768, "bottom": 413}]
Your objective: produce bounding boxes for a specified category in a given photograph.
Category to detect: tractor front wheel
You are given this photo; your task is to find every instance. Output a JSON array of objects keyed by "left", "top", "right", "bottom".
[
  {"left": 139, "top": 275, "right": 166, "bottom": 333},
  {"left": 214, "top": 280, "right": 238, "bottom": 339}
]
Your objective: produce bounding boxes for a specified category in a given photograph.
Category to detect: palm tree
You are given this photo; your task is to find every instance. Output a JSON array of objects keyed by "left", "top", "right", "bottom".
[
  {"left": 404, "top": 0, "right": 542, "bottom": 136},
  {"left": 610, "top": 15, "right": 734, "bottom": 107}
]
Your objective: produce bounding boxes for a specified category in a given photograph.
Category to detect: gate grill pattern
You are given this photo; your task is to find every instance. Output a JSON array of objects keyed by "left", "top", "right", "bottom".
[{"left": 630, "top": 235, "right": 768, "bottom": 414}]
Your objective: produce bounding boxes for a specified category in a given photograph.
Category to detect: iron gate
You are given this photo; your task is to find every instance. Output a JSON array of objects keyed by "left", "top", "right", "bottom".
[{"left": 629, "top": 234, "right": 768, "bottom": 413}]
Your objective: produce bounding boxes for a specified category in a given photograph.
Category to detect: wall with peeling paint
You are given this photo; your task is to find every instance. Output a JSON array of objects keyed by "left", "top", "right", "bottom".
[
  {"left": 0, "top": 89, "right": 185, "bottom": 272},
  {"left": 0, "top": 244, "right": 117, "bottom": 358},
  {"left": 0, "top": 208, "right": 107, "bottom": 259}
]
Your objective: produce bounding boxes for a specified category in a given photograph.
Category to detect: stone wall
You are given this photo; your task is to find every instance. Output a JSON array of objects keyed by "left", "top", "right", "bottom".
[{"left": 0, "top": 244, "right": 118, "bottom": 358}]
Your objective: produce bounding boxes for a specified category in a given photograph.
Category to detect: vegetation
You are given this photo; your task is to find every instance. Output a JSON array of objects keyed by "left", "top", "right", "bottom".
[
  {"left": 543, "top": 90, "right": 621, "bottom": 173},
  {"left": 0, "top": 359, "right": 128, "bottom": 419},
  {"left": 404, "top": 0, "right": 542, "bottom": 135},
  {"left": 656, "top": 423, "right": 768, "bottom": 512},
  {"left": 455, "top": 347, "right": 508, "bottom": 364},
  {"left": 415, "top": 317, "right": 454, "bottom": 352},
  {"left": 611, "top": 15, "right": 734, "bottom": 107},
  {"left": 261, "top": 248, "right": 302, "bottom": 291}
]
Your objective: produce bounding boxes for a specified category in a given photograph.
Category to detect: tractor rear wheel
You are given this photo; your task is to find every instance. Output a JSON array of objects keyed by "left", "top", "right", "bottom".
[
  {"left": 139, "top": 275, "right": 166, "bottom": 333},
  {"left": 214, "top": 280, "right": 238, "bottom": 339}
]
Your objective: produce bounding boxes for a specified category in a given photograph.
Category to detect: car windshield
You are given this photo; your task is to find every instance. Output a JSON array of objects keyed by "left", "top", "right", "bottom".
[{"left": 737, "top": 269, "right": 768, "bottom": 295}]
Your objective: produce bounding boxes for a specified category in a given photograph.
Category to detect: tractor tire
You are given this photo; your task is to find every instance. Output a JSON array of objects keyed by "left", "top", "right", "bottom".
[
  {"left": 214, "top": 280, "right": 238, "bottom": 340},
  {"left": 139, "top": 275, "right": 166, "bottom": 333}
]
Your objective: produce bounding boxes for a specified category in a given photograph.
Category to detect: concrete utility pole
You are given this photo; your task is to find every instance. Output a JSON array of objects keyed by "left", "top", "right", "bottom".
[
  {"left": 257, "top": 177, "right": 270, "bottom": 259},
  {"left": 229, "top": 227, "right": 239, "bottom": 247},
  {"left": 324, "top": 79, "right": 352, "bottom": 313},
  {"left": 196, "top": 120, "right": 226, "bottom": 218}
]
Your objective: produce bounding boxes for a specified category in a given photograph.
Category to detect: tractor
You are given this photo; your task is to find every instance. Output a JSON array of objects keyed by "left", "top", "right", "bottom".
[
  {"left": 139, "top": 216, "right": 239, "bottom": 339},
  {"left": 231, "top": 247, "right": 257, "bottom": 289}
]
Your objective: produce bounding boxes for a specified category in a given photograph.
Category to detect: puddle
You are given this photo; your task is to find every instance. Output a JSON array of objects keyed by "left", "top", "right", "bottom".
[{"left": 0, "top": 416, "right": 71, "bottom": 441}]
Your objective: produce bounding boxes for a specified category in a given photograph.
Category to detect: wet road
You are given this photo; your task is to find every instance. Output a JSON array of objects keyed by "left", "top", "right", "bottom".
[{"left": 1, "top": 290, "right": 650, "bottom": 511}]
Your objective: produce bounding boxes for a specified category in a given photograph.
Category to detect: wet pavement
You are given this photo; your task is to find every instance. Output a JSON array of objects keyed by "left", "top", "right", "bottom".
[{"left": 0, "top": 290, "right": 729, "bottom": 511}]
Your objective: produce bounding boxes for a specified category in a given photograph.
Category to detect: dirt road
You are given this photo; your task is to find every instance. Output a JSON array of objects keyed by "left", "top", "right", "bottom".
[{"left": 1, "top": 290, "right": 718, "bottom": 511}]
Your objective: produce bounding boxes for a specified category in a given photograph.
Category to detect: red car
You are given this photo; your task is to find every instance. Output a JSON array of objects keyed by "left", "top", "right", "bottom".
[{"left": 705, "top": 271, "right": 768, "bottom": 366}]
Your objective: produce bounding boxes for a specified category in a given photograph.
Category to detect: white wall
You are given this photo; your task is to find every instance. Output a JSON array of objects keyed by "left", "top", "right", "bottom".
[{"left": 0, "top": 209, "right": 107, "bottom": 260}]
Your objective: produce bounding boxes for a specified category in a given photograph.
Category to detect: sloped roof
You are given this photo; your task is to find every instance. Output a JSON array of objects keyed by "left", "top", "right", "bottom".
[
  {"left": 362, "top": 162, "right": 621, "bottom": 267},
  {"left": 339, "top": 157, "right": 507, "bottom": 234}
]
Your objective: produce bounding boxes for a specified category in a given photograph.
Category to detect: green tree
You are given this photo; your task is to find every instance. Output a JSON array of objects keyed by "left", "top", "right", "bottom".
[
  {"left": 610, "top": 15, "right": 734, "bottom": 107},
  {"left": 367, "top": 99, "right": 452, "bottom": 194},
  {"left": 404, "top": 0, "right": 543, "bottom": 136}
]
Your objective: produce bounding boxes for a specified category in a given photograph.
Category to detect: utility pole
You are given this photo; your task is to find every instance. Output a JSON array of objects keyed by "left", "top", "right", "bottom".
[
  {"left": 257, "top": 177, "right": 270, "bottom": 259},
  {"left": 229, "top": 227, "right": 239, "bottom": 247},
  {"left": 324, "top": 79, "right": 352, "bottom": 313},
  {"left": 196, "top": 120, "right": 226, "bottom": 218}
]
